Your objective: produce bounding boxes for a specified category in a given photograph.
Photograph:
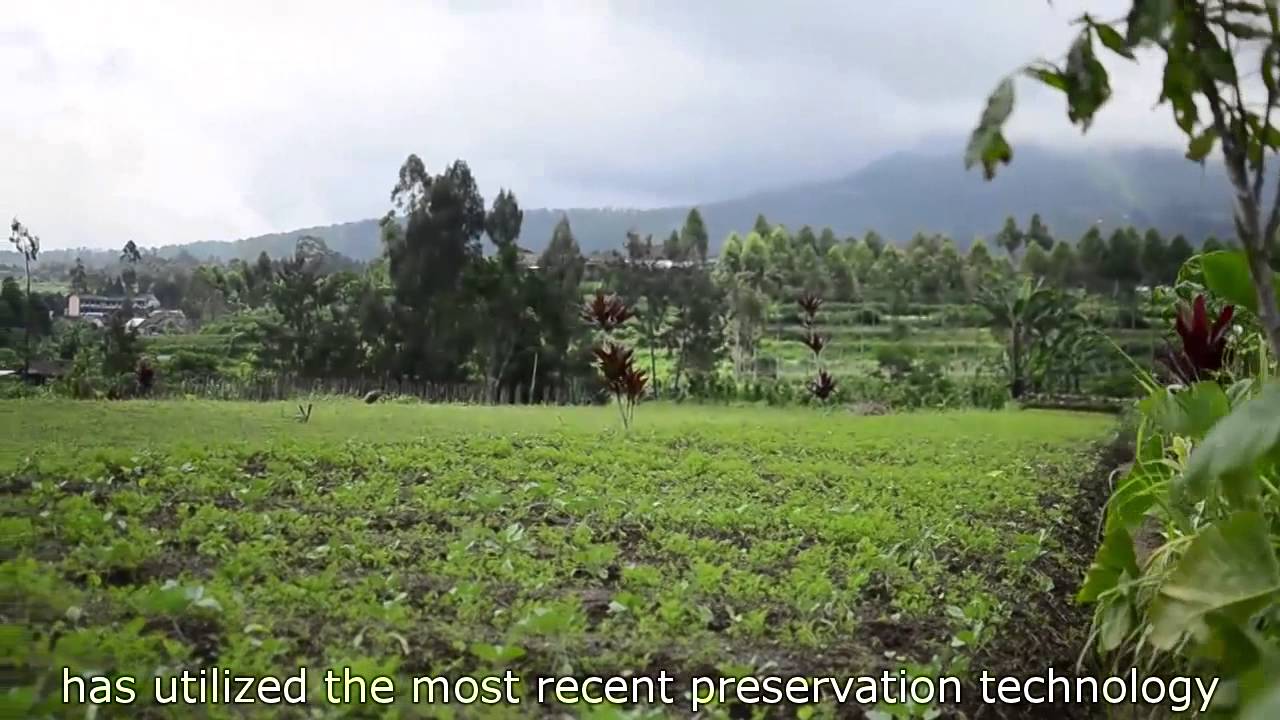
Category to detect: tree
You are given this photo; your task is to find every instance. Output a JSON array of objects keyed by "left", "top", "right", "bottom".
[
  {"left": 977, "top": 277, "right": 1074, "bottom": 399},
  {"left": 1105, "top": 227, "right": 1143, "bottom": 296},
  {"left": 69, "top": 257, "right": 89, "bottom": 295},
  {"left": 1026, "top": 213, "right": 1054, "bottom": 250},
  {"left": 968, "top": 237, "right": 995, "bottom": 270},
  {"left": 383, "top": 155, "right": 487, "bottom": 381},
  {"left": 680, "top": 208, "right": 709, "bottom": 264},
  {"left": 863, "top": 230, "right": 885, "bottom": 258},
  {"left": 817, "top": 227, "right": 839, "bottom": 255},
  {"left": 718, "top": 233, "right": 743, "bottom": 274},
  {"left": 477, "top": 189, "right": 527, "bottom": 399},
  {"left": 826, "top": 244, "right": 856, "bottom": 301},
  {"left": 1140, "top": 228, "right": 1168, "bottom": 285},
  {"left": 1022, "top": 242, "right": 1053, "bottom": 279},
  {"left": 667, "top": 268, "right": 726, "bottom": 390},
  {"left": 625, "top": 231, "right": 654, "bottom": 261},
  {"left": 1077, "top": 227, "right": 1108, "bottom": 290},
  {"left": 8, "top": 218, "right": 39, "bottom": 373},
  {"left": 966, "top": 0, "right": 1280, "bottom": 355},
  {"left": 740, "top": 231, "right": 771, "bottom": 283},
  {"left": 543, "top": 216, "right": 585, "bottom": 301},
  {"left": 120, "top": 239, "right": 142, "bottom": 303},
  {"left": 1049, "top": 240, "right": 1078, "bottom": 288},
  {"left": 1166, "top": 234, "right": 1196, "bottom": 281},
  {"left": 752, "top": 214, "right": 772, "bottom": 237},
  {"left": 995, "top": 216, "right": 1024, "bottom": 262},
  {"left": 662, "top": 229, "right": 683, "bottom": 262}
]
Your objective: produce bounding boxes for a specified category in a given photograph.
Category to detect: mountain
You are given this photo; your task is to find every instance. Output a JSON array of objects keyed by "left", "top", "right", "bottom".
[{"left": 12, "top": 144, "right": 1237, "bottom": 268}]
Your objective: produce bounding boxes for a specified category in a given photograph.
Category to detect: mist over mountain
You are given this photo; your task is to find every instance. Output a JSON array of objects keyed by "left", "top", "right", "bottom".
[{"left": 18, "top": 144, "right": 1235, "bottom": 267}]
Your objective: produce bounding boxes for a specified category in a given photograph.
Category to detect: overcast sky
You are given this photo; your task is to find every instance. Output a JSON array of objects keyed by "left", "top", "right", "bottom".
[{"left": 3, "top": 0, "right": 1177, "bottom": 250}]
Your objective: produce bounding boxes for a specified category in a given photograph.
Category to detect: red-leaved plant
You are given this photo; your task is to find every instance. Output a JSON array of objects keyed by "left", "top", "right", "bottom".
[
  {"left": 798, "top": 293, "right": 836, "bottom": 403},
  {"left": 583, "top": 291, "right": 647, "bottom": 428},
  {"left": 1158, "top": 294, "right": 1235, "bottom": 385}
]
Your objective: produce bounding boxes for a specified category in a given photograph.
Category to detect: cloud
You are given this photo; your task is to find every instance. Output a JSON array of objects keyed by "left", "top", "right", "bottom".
[{"left": 1, "top": 0, "right": 1179, "bottom": 250}]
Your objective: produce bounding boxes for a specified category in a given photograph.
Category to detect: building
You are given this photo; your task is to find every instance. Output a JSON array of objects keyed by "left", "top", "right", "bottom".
[
  {"left": 67, "top": 293, "right": 161, "bottom": 318},
  {"left": 125, "top": 309, "right": 189, "bottom": 336}
]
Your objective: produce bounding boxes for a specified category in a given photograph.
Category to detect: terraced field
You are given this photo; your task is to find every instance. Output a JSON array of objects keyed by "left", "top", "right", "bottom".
[{"left": 1, "top": 401, "right": 1113, "bottom": 718}]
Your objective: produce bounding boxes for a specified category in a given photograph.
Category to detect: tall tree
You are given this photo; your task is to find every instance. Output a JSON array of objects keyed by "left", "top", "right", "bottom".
[
  {"left": 69, "top": 257, "right": 89, "bottom": 295},
  {"left": 1026, "top": 213, "right": 1054, "bottom": 250},
  {"left": 477, "top": 189, "right": 526, "bottom": 398},
  {"left": 120, "top": 239, "right": 142, "bottom": 302},
  {"left": 1105, "top": 228, "right": 1143, "bottom": 296},
  {"left": 662, "top": 230, "right": 683, "bottom": 262},
  {"left": 543, "top": 216, "right": 585, "bottom": 301},
  {"left": 1140, "top": 228, "right": 1168, "bottom": 285},
  {"left": 1166, "top": 234, "right": 1195, "bottom": 281},
  {"left": 8, "top": 218, "right": 39, "bottom": 374},
  {"left": 383, "top": 155, "right": 487, "bottom": 381},
  {"left": 1076, "top": 227, "right": 1108, "bottom": 290},
  {"left": 1022, "top": 242, "right": 1053, "bottom": 279},
  {"left": 668, "top": 268, "right": 726, "bottom": 390},
  {"left": 718, "top": 233, "right": 744, "bottom": 274},
  {"left": 680, "top": 208, "right": 709, "bottom": 264},
  {"left": 752, "top": 214, "right": 772, "bottom": 237},
  {"left": 995, "top": 216, "right": 1024, "bottom": 262},
  {"left": 863, "top": 230, "right": 885, "bottom": 258},
  {"left": 1048, "top": 240, "right": 1078, "bottom": 288}
]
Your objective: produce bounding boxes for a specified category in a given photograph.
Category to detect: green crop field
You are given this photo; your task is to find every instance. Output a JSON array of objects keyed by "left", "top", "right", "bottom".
[{"left": 2, "top": 401, "right": 1113, "bottom": 718}]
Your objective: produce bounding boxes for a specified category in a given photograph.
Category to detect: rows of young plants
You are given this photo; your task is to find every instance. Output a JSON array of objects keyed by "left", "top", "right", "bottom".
[{"left": 2, "top": 404, "right": 1110, "bottom": 718}]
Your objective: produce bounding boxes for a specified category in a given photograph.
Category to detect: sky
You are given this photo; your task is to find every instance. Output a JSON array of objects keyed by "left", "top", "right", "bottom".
[{"left": 2, "top": 0, "right": 1179, "bottom": 251}]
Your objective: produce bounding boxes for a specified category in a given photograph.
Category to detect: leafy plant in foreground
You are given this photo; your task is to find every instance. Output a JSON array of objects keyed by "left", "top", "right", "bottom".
[
  {"left": 1158, "top": 294, "right": 1235, "bottom": 384},
  {"left": 582, "top": 290, "right": 646, "bottom": 428}
]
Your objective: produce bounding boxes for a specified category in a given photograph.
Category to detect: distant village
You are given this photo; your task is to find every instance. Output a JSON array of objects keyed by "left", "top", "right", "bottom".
[{"left": 65, "top": 293, "right": 189, "bottom": 336}]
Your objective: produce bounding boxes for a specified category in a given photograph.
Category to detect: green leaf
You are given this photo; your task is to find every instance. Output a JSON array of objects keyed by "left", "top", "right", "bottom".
[
  {"left": 965, "top": 78, "right": 1016, "bottom": 180},
  {"left": 1098, "top": 595, "right": 1135, "bottom": 651},
  {"left": 1201, "top": 36, "right": 1239, "bottom": 84},
  {"left": 1025, "top": 64, "right": 1068, "bottom": 92},
  {"left": 1140, "top": 382, "right": 1230, "bottom": 440},
  {"left": 1162, "top": 52, "right": 1200, "bottom": 133},
  {"left": 1064, "top": 30, "right": 1112, "bottom": 129},
  {"left": 1091, "top": 21, "right": 1135, "bottom": 59},
  {"left": 1126, "top": 0, "right": 1177, "bottom": 45},
  {"left": 1186, "top": 127, "right": 1219, "bottom": 161},
  {"left": 1078, "top": 526, "right": 1139, "bottom": 603},
  {"left": 1179, "top": 383, "right": 1280, "bottom": 502},
  {"left": 1149, "top": 512, "right": 1280, "bottom": 650},
  {"left": 1200, "top": 250, "right": 1280, "bottom": 314}
]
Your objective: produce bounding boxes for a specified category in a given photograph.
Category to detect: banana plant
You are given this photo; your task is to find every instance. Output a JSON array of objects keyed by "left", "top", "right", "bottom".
[{"left": 977, "top": 277, "right": 1078, "bottom": 398}]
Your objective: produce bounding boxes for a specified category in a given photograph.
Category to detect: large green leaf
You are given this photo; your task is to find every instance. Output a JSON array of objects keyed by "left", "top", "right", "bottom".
[
  {"left": 1078, "top": 525, "right": 1140, "bottom": 602},
  {"left": 1149, "top": 512, "right": 1280, "bottom": 650},
  {"left": 1186, "top": 127, "right": 1219, "bottom": 161},
  {"left": 1105, "top": 461, "right": 1167, "bottom": 533},
  {"left": 1140, "top": 382, "right": 1230, "bottom": 440},
  {"left": 1200, "top": 250, "right": 1280, "bottom": 314},
  {"left": 1064, "top": 30, "right": 1112, "bottom": 130},
  {"left": 1179, "top": 383, "right": 1280, "bottom": 501},
  {"left": 965, "top": 78, "right": 1015, "bottom": 180}
]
